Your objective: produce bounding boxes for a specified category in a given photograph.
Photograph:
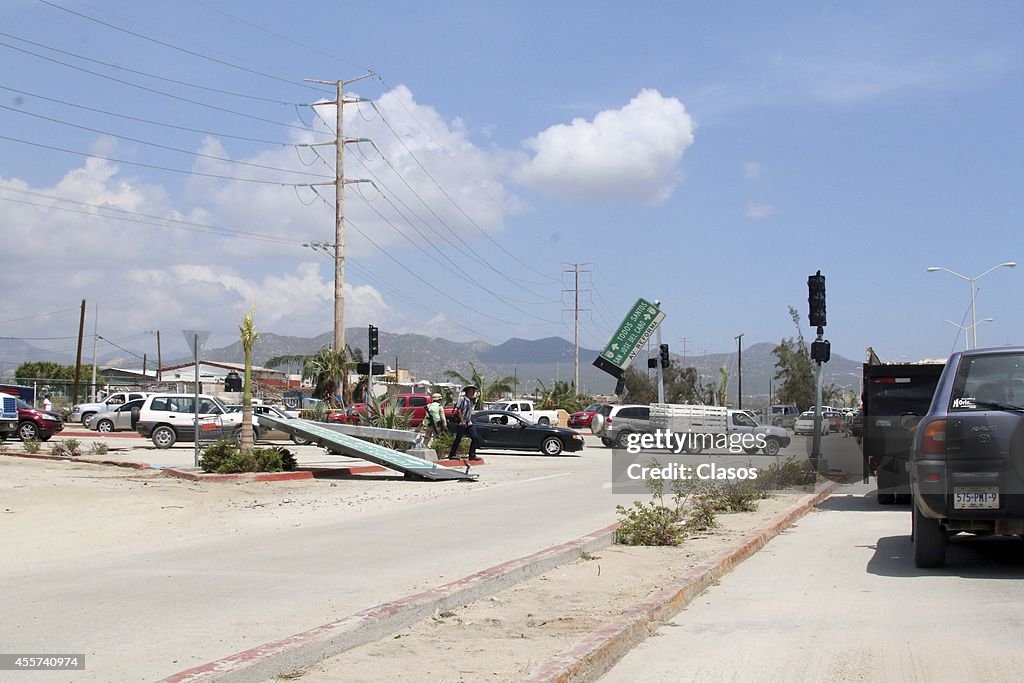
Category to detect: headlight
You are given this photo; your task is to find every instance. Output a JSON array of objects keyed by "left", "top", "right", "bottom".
[
  {"left": 42, "top": 415, "right": 59, "bottom": 422},
  {"left": 573, "top": 434, "right": 584, "bottom": 440}
]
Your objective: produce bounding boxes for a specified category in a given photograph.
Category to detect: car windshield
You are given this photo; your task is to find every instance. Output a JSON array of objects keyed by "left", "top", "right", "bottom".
[
  {"left": 584, "top": 404, "right": 601, "bottom": 412},
  {"left": 15, "top": 398, "right": 33, "bottom": 410}
]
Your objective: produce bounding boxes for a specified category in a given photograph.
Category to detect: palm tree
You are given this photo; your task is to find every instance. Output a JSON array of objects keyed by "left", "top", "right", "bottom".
[
  {"left": 444, "top": 362, "right": 515, "bottom": 409},
  {"left": 266, "top": 345, "right": 363, "bottom": 406},
  {"left": 239, "top": 306, "right": 258, "bottom": 453}
]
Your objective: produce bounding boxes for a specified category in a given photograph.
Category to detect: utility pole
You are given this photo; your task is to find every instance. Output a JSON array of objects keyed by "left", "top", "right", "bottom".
[
  {"left": 735, "top": 333, "right": 744, "bottom": 409},
  {"left": 562, "top": 262, "right": 591, "bottom": 392},
  {"left": 90, "top": 303, "right": 98, "bottom": 401},
  {"left": 679, "top": 337, "right": 690, "bottom": 366},
  {"left": 72, "top": 299, "right": 85, "bottom": 405},
  {"left": 156, "top": 330, "right": 162, "bottom": 382},
  {"left": 306, "top": 72, "right": 375, "bottom": 400}
]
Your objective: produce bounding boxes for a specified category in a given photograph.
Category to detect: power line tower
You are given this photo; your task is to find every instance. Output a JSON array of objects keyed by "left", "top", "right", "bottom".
[
  {"left": 305, "top": 73, "right": 375, "bottom": 362},
  {"left": 562, "top": 262, "right": 591, "bottom": 392}
]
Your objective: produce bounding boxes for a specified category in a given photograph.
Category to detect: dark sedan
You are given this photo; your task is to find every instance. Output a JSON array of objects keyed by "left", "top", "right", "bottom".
[{"left": 468, "top": 410, "right": 585, "bottom": 456}]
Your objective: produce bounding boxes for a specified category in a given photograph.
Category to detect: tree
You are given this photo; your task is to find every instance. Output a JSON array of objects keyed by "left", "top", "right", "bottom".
[
  {"left": 535, "top": 379, "right": 593, "bottom": 412},
  {"left": 266, "top": 345, "right": 362, "bottom": 406},
  {"left": 664, "top": 364, "right": 705, "bottom": 404},
  {"left": 444, "top": 362, "right": 515, "bottom": 409},
  {"left": 621, "top": 367, "right": 657, "bottom": 404},
  {"left": 15, "top": 362, "right": 101, "bottom": 383},
  {"left": 773, "top": 306, "right": 816, "bottom": 410},
  {"left": 238, "top": 306, "right": 258, "bottom": 453},
  {"left": 716, "top": 366, "right": 729, "bottom": 406}
]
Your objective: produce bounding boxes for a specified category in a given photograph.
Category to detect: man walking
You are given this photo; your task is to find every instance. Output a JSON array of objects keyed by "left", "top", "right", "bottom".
[
  {"left": 448, "top": 385, "right": 481, "bottom": 461},
  {"left": 421, "top": 392, "right": 448, "bottom": 448}
]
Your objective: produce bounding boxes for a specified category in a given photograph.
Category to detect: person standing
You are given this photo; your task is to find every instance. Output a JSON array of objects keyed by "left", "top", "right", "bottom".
[
  {"left": 42, "top": 394, "right": 53, "bottom": 412},
  {"left": 448, "top": 385, "right": 481, "bottom": 461},
  {"left": 422, "top": 392, "right": 448, "bottom": 448}
]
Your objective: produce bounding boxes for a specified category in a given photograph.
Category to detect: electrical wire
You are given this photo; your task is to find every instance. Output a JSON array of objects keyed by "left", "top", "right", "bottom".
[
  {"left": 0, "top": 134, "right": 322, "bottom": 186},
  {"left": 0, "top": 307, "right": 80, "bottom": 325},
  {"left": 0, "top": 104, "right": 333, "bottom": 179},
  {"left": 0, "top": 40, "right": 327, "bottom": 135},
  {"left": 0, "top": 84, "right": 295, "bottom": 146},
  {"left": 36, "top": 0, "right": 333, "bottom": 94},
  {"left": 0, "top": 31, "right": 303, "bottom": 106}
]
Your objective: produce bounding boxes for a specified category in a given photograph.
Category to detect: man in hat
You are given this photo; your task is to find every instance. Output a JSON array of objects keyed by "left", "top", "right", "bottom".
[
  {"left": 448, "top": 385, "right": 481, "bottom": 461},
  {"left": 421, "top": 392, "right": 447, "bottom": 448}
]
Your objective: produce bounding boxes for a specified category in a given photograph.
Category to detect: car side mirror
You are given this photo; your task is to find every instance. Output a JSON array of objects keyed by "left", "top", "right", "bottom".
[{"left": 899, "top": 414, "right": 921, "bottom": 430}]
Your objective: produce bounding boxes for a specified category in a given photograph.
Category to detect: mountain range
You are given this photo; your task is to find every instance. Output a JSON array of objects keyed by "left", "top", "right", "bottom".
[{"left": 1, "top": 329, "right": 864, "bottom": 402}]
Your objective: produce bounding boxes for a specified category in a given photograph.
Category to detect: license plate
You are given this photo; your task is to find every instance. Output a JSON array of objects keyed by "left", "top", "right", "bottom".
[{"left": 954, "top": 486, "right": 999, "bottom": 510}]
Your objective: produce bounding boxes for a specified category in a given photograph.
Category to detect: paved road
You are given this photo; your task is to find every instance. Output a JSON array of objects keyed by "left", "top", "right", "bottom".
[{"left": 602, "top": 482, "right": 1024, "bottom": 682}]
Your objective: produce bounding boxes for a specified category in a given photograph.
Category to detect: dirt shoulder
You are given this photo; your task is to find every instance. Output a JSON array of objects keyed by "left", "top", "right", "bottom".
[{"left": 292, "top": 492, "right": 805, "bottom": 682}]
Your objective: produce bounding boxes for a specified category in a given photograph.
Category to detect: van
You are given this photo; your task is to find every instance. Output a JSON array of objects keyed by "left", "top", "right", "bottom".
[{"left": 764, "top": 404, "right": 800, "bottom": 429}]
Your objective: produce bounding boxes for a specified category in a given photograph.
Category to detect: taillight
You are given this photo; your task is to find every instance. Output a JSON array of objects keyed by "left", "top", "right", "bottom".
[
  {"left": 923, "top": 472, "right": 941, "bottom": 483},
  {"left": 606, "top": 418, "right": 613, "bottom": 424},
  {"left": 922, "top": 420, "right": 946, "bottom": 455}
]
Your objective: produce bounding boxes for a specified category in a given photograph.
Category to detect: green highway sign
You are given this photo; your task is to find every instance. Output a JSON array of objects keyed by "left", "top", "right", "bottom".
[{"left": 594, "top": 298, "right": 665, "bottom": 377}]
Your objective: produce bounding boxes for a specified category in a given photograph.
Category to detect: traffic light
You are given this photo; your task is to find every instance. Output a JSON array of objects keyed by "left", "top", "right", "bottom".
[
  {"left": 614, "top": 378, "right": 625, "bottom": 396},
  {"left": 659, "top": 343, "right": 670, "bottom": 369},
  {"left": 807, "top": 271, "right": 826, "bottom": 327},
  {"left": 811, "top": 339, "right": 831, "bottom": 363},
  {"left": 647, "top": 358, "right": 658, "bottom": 369},
  {"left": 368, "top": 324, "right": 379, "bottom": 357}
]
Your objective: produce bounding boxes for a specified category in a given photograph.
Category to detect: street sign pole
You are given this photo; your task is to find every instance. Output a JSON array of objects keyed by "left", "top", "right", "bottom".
[
  {"left": 811, "top": 326, "right": 824, "bottom": 469},
  {"left": 182, "top": 330, "right": 210, "bottom": 468},
  {"left": 654, "top": 301, "right": 665, "bottom": 404}
]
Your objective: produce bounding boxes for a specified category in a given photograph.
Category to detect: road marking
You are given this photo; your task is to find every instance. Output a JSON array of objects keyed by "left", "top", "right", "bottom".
[{"left": 510, "top": 472, "right": 573, "bottom": 485}]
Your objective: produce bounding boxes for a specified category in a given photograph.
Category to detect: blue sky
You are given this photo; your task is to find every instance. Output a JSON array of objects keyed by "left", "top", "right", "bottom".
[{"left": 1, "top": 0, "right": 1022, "bottom": 365}]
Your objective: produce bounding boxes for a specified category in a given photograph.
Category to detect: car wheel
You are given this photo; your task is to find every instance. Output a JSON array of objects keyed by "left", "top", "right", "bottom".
[
  {"left": 601, "top": 437, "right": 614, "bottom": 448},
  {"left": 912, "top": 500, "right": 946, "bottom": 568},
  {"left": 233, "top": 427, "right": 259, "bottom": 443},
  {"left": 291, "top": 435, "right": 313, "bottom": 446},
  {"left": 743, "top": 446, "right": 759, "bottom": 455},
  {"left": 151, "top": 425, "right": 177, "bottom": 449},
  {"left": 81, "top": 412, "right": 95, "bottom": 426},
  {"left": 763, "top": 438, "right": 781, "bottom": 456},
  {"left": 541, "top": 437, "right": 563, "bottom": 456},
  {"left": 96, "top": 419, "right": 114, "bottom": 433},
  {"left": 17, "top": 421, "right": 38, "bottom": 441},
  {"left": 615, "top": 431, "right": 632, "bottom": 449},
  {"left": 537, "top": 416, "right": 550, "bottom": 426}
]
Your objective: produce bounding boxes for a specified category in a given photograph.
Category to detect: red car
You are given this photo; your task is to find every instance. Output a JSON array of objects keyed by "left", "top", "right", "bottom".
[
  {"left": 328, "top": 394, "right": 457, "bottom": 428},
  {"left": 11, "top": 397, "right": 65, "bottom": 441},
  {"left": 568, "top": 403, "right": 606, "bottom": 429}
]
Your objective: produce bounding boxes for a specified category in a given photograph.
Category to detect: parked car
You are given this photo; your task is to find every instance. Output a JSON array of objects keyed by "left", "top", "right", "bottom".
[
  {"left": 909, "top": 347, "right": 1024, "bottom": 568},
  {"left": 224, "top": 404, "right": 315, "bottom": 444},
  {"left": 793, "top": 410, "right": 829, "bottom": 436},
  {"left": 468, "top": 410, "right": 584, "bottom": 456},
  {"left": 590, "top": 404, "right": 651, "bottom": 448},
  {"left": 12, "top": 397, "right": 64, "bottom": 441},
  {"left": 487, "top": 400, "right": 560, "bottom": 426},
  {"left": 86, "top": 398, "right": 145, "bottom": 433},
  {"left": 70, "top": 391, "right": 152, "bottom": 425},
  {"left": 332, "top": 394, "right": 458, "bottom": 427},
  {"left": 1, "top": 392, "right": 18, "bottom": 440},
  {"left": 850, "top": 408, "right": 864, "bottom": 438},
  {"left": 823, "top": 410, "right": 845, "bottom": 432},
  {"left": 135, "top": 394, "right": 245, "bottom": 448},
  {"left": 568, "top": 403, "right": 607, "bottom": 428}
]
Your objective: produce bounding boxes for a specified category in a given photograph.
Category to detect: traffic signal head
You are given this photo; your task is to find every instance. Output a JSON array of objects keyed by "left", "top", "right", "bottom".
[
  {"left": 368, "top": 324, "right": 379, "bottom": 356},
  {"left": 659, "top": 343, "right": 670, "bottom": 369},
  {"left": 807, "top": 271, "right": 827, "bottom": 327},
  {"left": 647, "top": 358, "right": 658, "bottom": 369},
  {"left": 811, "top": 339, "right": 831, "bottom": 363}
]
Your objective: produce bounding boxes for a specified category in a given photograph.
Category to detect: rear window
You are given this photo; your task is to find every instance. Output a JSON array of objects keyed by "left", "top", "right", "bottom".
[
  {"left": 949, "top": 353, "right": 1024, "bottom": 411},
  {"left": 866, "top": 376, "right": 940, "bottom": 416},
  {"left": 597, "top": 405, "right": 613, "bottom": 417}
]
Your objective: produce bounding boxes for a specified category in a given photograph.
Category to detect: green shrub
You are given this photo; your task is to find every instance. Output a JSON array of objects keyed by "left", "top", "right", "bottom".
[
  {"left": 615, "top": 459, "right": 704, "bottom": 546},
  {"left": 758, "top": 456, "right": 818, "bottom": 490},
  {"left": 200, "top": 439, "right": 296, "bottom": 474},
  {"left": 23, "top": 437, "right": 41, "bottom": 454},
  {"left": 50, "top": 439, "right": 82, "bottom": 457},
  {"left": 713, "top": 478, "right": 762, "bottom": 512},
  {"left": 429, "top": 431, "right": 470, "bottom": 458},
  {"left": 89, "top": 442, "right": 109, "bottom": 456}
]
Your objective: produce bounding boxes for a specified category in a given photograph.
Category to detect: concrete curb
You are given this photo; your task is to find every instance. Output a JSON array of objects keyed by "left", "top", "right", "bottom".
[
  {"left": 158, "top": 522, "right": 621, "bottom": 683},
  {"left": 1, "top": 451, "right": 153, "bottom": 470},
  {"left": 160, "top": 468, "right": 313, "bottom": 483},
  {"left": 523, "top": 481, "right": 842, "bottom": 683}
]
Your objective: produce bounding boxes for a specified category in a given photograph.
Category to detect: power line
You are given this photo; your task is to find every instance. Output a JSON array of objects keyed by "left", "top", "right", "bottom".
[
  {"left": 0, "top": 104, "right": 333, "bottom": 179},
  {"left": 0, "top": 30, "right": 303, "bottom": 106},
  {"left": 0, "top": 307, "right": 80, "bottom": 325},
  {"left": 0, "top": 84, "right": 296, "bottom": 146},
  {"left": 0, "top": 134, "right": 322, "bottom": 186},
  {"left": 0, "top": 40, "right": 327, "bottom": 135},
  {"left": 36, "top": 0, "right": 333, "bottom": 95}
]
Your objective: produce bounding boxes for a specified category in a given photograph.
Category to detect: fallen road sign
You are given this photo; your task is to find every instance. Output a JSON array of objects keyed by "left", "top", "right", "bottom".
[
  {"left": 255, "top": 413, "right": 476, "bottom": 481},
  {"left": 593, "top": 298, "right": 665, "bottom": 378}
]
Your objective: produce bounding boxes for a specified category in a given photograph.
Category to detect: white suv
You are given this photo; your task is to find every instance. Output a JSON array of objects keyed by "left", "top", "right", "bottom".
[{"left": 135, "top": 394, "right": 247, "bottom": 448}]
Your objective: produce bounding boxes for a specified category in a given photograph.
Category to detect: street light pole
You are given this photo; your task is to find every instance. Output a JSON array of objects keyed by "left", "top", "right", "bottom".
[
  {"left": 945, "top": 318, "right": 993, "bottom": 350},
  {"left": 927, "top": 262, "right": 1016, "bottom": 350}
]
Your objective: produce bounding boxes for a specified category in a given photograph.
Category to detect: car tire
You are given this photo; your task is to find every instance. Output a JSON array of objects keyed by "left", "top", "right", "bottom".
[
  {"left": 615, "top": 431, "right": 632, "bottom": 449},
  {"left": 537, "top": 417, "right": 550, "bottom": 426},
  {"left": 151, "top": 425, "right": 177, "bottom": 449},
  {"left": 601, "top": 437, "right": 614, "bottom": 448},
  {"left": 291, "top": 435, "right": 313, "bottom": 446},
  {"left": 541, "top": 436, "right": 563, "bottom": 456},
  {"left": 233, "top": 427, "right": 259, "bottom": 443},
  {"left": 763, "top": 439, "right": 781, "bottom": 456},
  {"left": 17, "top": 421, "right": 39, "bottom": 441},
  {"left": 80, "top": 412, "right": 95, "bottom": 426},
  {"left": 743, "top": 446, "right": 759, "bottom": 455},
  {"left": 96, "top": 419, "right": 114, "bottom": 433},
  {"left": 912, "top": 500, "right": 946, "bottom": 568}
]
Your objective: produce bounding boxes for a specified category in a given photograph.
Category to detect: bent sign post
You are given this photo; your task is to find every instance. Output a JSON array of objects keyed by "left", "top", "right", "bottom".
[{"left": 593, "top": 298, "right": 665, "bottom": 379}]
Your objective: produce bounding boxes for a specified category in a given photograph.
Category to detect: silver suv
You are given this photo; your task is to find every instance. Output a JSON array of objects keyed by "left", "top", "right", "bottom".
[
  {"left": 590, "top": 404, "right": 651, "bottom": 448},
  {"left": 135, "top": 393, "right": 246, "bottom": 448}
]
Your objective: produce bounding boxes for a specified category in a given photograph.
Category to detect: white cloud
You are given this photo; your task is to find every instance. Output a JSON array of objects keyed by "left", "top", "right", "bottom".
[
  {"left": 512, "top": 89, "right": 696, "bottom": 204},
  {"left": 744, "top": 203, "right": 777, "bottom": 220},
  {"left": 743, "top": 161, "right": 762, "bottom": 180}
]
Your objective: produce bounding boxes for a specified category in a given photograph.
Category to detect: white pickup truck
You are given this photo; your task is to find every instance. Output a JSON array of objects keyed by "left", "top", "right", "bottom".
[
  {"left": 649, "top": 403, "right": 792, "bottom": 456},
  {"left": 488, "top": 400, "right": 560, "bottom": 426},
  {"left": 70, "top": 391, "right": 153, "bottom": 425}
]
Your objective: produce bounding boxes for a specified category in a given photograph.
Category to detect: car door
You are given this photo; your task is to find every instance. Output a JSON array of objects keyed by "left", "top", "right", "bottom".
[
  {"left": 473, "top": 412, "right": 519, "bottom": 449},
  {"left": 731, "top": 411, "right": 757, "bottom": 436},
  {"left": 114, "top": 399, "right": 144, "bottom": 430}
]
